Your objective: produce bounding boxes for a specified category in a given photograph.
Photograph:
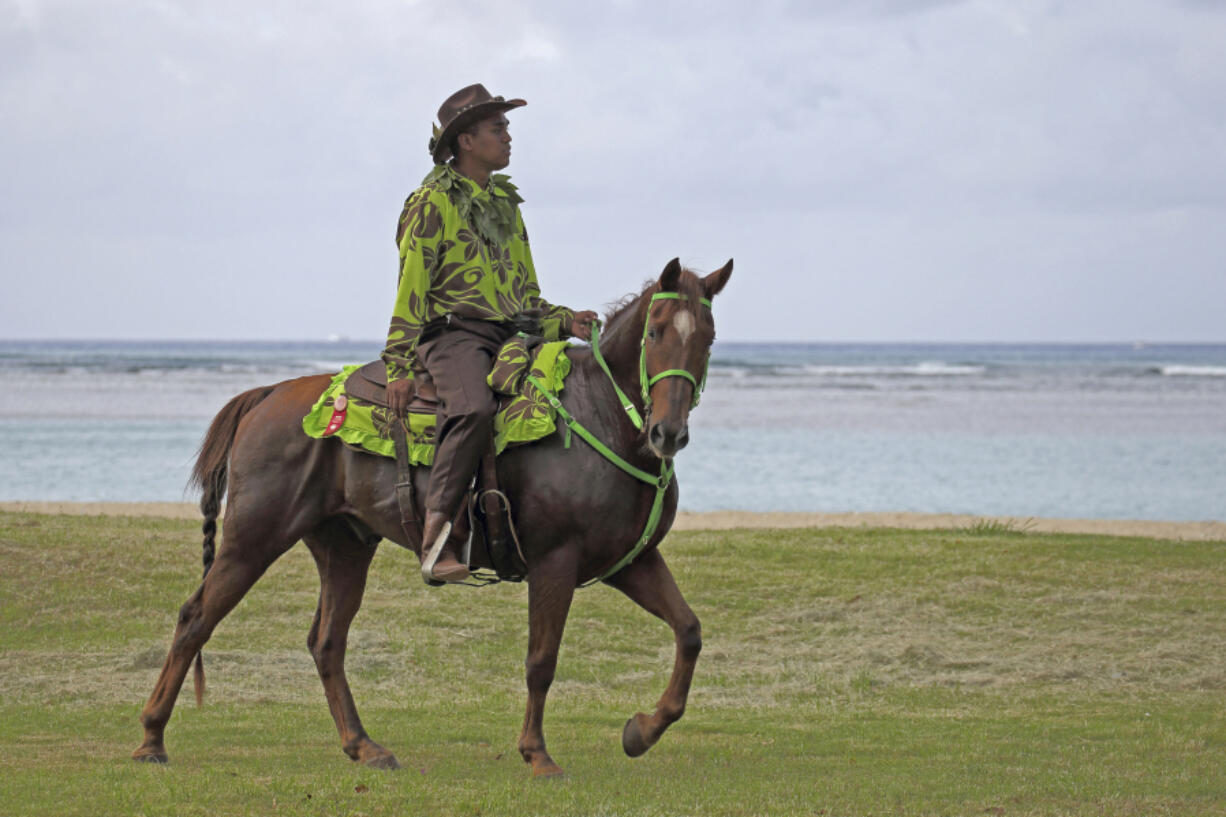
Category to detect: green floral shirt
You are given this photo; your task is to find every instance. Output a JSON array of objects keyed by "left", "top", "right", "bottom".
[{"left": 382, "top": 165, "right": 575, "bottom": 382}]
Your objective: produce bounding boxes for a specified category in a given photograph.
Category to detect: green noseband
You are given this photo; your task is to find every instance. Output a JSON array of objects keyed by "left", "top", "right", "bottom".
[{"left": 588, "top": 291, "right": 713, "bottom": 431}]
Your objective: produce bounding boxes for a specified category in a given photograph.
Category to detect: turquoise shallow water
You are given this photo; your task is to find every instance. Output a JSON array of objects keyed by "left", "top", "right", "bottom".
[
  {"left": 1, "top": 340, "right": 1223, "bottom": 521},
  {"left": 681, "top": 429, "right": 1225, "bottom": 520}
]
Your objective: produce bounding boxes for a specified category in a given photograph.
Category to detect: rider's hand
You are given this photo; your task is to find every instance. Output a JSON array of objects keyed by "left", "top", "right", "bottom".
[
  {"left": 569, "top": 310, "right": 598, "bottom": 341},
  {"left": 387, "top": 378, "right": 414, "bottom": 418}
]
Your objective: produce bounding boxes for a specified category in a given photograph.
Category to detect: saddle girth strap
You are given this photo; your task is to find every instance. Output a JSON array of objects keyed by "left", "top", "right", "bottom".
[{"left": 389, "top": 421, "right": 422, "bottom": 548}]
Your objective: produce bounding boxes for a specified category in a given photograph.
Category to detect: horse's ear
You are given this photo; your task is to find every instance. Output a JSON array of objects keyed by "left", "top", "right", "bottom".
[
  {"left": 659, "top": 257, "right": 682, "bottom": 292},
  {"left": 702, "top": 259, "right": 733, "bottom": 299}
]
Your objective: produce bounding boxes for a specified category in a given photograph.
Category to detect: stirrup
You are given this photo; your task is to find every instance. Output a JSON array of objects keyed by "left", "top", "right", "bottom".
[{"left": 420, "top": 520, "right": 454, "bottom": 586}]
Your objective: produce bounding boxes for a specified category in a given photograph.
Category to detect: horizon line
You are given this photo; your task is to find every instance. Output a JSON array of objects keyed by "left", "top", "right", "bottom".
[{"left": 3, "top": 337, "right": 1226, "bottom": 346}]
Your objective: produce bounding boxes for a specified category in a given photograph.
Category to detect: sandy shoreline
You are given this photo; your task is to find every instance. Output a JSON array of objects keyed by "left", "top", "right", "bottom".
[{"left": 2, "top": 501, "right": 1223, "bottom": 541}]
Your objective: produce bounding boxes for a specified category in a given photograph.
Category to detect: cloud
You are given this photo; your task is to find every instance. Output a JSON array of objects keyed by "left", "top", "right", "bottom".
[
  {"left": 511, "top": 25, "right": 562, "bottom": 62},
  {"left": 2, "top": 0, "right": 1224, "bottom": 340}
]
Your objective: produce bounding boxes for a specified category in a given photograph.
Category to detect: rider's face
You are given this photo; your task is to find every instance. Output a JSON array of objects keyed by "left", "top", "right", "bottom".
[{"left": 459, "top": 114, "right": 512, "bottom": 172}]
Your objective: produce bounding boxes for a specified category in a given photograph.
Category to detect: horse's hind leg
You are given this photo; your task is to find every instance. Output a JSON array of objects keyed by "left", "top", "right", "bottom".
[
  {"left": 604, "top": 548, "right": 701, "bottom": 758},
  {"left": 303, "top": 520, "right": 399, "bottom": 769},
  {"left": 132, "top": 534, "right": 293, "bottom": 763}
]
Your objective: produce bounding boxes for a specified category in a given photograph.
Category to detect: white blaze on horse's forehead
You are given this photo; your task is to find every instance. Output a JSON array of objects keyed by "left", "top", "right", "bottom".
[{"left": 673, "top": 310, "right": 695, "bottom": 344}]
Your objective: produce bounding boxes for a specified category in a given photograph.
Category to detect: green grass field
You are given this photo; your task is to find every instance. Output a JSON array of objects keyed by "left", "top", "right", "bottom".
[{"left": 1, "top": 510, "right": 1224, "bottom": 816}]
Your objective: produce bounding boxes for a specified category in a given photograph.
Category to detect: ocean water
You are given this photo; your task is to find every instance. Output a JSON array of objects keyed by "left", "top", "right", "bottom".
[{"left": 0, "top": 340, "right": 1223, "bottom": 522}]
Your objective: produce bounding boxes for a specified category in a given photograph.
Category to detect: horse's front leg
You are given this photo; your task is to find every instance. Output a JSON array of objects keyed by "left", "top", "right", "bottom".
[
  {"left": 604, "top": 548, "right": 701, "bottom": 757},
  {"left": 517, "top": 548, "right": 577, "bottom": 778}
]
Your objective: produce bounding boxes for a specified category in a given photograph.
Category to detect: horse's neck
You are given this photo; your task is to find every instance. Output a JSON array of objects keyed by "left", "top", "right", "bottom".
[
  {"left": 567, "top": 348, "right": 655, "bottom": 466},
  {"left": 594, "top": 299, "right": 647, "bottom": 409},
  {"left": 554, "top": 290, "right": 662, "bottom": 464}
]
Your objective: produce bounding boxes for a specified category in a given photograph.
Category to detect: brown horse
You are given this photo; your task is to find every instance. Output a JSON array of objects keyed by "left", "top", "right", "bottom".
[{"left": 132, "top": 257, "right": 732, "bottom": 777}]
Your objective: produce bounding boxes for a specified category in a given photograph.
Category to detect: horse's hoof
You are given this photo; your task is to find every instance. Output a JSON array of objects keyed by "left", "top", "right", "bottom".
[
  {"left": 364, "top": 753, "right": 401, "bottom": 770},
  {"left": 531, "top": 762, "right": 565, "bottom": 779},
  {"left": 621, "top": 713, "right": 651, "bottom": 758},
  {"left": 132, "top": 746, "right": 169, "bottom": 764}
]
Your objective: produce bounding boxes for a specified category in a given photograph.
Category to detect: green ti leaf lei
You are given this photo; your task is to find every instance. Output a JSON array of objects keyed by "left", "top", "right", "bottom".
[{"left": 421, "top": 164, "right": 524, "bottom": 246}]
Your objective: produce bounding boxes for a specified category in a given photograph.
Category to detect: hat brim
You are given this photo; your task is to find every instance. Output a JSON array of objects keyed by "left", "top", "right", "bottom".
[{"left": 432, "top": 98, "right": 526, "bottom": 163}]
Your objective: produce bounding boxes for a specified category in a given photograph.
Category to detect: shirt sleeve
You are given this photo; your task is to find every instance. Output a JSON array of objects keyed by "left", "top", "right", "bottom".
[
  {"left": 383, "top": 189, "right": 444, "bottom": 382},
  {"left": 516, "top": 211, "right": 575, "bottom": 341}
]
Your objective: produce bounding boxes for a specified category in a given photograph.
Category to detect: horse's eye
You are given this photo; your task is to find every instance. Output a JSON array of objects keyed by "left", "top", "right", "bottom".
[{"left": 647, "top": 327, "right": 658, "bottom": 342}]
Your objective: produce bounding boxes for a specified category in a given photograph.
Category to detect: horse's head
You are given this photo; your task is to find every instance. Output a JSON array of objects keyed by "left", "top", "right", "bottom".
[{"left": 641, "top": 257, "right": 732, "bottom": 458}]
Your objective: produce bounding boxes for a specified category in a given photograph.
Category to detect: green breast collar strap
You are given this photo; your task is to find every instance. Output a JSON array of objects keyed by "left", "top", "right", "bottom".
[{"left": 525, "top": 291, "right": 711, "bottom": 587}]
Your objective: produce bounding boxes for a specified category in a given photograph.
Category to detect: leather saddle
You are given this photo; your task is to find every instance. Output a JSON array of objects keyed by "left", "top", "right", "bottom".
[
  {"left": 342, "top": 360, "right": 438, "bottom": 411},
  {"left": 341, "top": 360, "right": 523, "bottom": 583}
]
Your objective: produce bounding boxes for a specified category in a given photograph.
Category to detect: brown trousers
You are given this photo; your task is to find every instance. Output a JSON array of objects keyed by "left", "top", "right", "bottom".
[{"left": 416, "top": 316, "right": 515, "bottom": 518}]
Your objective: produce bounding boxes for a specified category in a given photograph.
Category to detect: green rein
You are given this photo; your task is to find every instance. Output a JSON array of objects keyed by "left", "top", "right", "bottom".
[{"left": 525, "top": 292, "right": 712, "bottom": 587}]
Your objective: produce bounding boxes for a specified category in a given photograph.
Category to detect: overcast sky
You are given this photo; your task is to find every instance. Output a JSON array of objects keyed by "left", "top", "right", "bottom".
[{"left": 3, "top": 0, "right": 1224, "bottom": 342}]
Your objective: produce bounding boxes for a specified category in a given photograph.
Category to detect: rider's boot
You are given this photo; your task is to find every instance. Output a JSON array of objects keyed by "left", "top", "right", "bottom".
[{"left": 420, "top": 509, "right": 470, "bottom": 585}]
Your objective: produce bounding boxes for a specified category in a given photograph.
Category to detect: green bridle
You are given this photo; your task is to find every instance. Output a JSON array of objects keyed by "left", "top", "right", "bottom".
[
  {"left": 524, "top": 290, "right": 714, "bottom": 586},
  {"left": 639, "top": 292, "right": 712, "bottom": 415},
  {"left": 591, "top": 291, "right": 713, "bottom": 430}
]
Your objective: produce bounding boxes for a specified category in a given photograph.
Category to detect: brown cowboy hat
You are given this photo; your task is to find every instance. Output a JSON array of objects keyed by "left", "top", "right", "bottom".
[{"left": 429, "top": 83, "right": 526, "bottom": 164}]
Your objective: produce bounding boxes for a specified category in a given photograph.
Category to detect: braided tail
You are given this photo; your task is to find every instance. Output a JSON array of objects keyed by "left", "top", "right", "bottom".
[{"left": 185, "top": 385, "right": 275, "bottom": 706}]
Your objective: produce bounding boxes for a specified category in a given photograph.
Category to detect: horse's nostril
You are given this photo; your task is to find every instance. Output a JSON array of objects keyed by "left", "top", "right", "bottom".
[{"left": 649, "top": 422, "right": 689, "bottom": 454}]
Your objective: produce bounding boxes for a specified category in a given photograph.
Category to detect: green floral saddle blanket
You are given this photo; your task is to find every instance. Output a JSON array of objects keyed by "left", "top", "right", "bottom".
[{"left": 301, "top": 339, "right": 571, "bottom": 465}]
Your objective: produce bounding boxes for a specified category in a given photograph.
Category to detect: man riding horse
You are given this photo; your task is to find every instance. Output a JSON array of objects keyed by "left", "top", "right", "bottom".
[
  {"left": 384, "top": 84, "right": 597, "bottom": 583},
  {"left": 131, "top": 102, "right": 731, "bottom": 767}
]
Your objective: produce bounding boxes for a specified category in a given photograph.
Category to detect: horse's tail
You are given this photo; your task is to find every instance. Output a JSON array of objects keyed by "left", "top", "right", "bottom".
[{"left": 185, "top": 384, "right": 276, "bottom": 705}]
